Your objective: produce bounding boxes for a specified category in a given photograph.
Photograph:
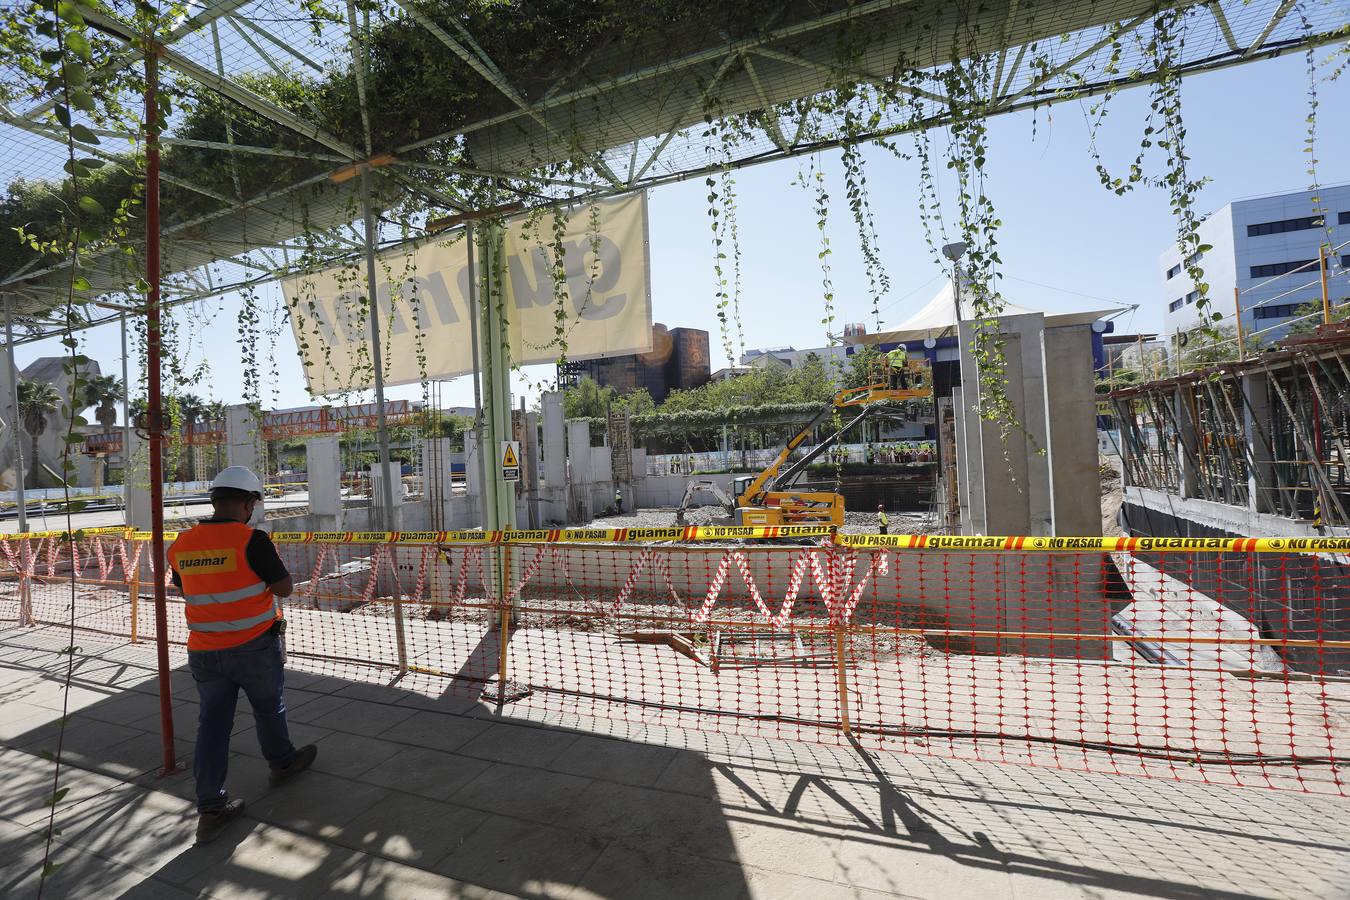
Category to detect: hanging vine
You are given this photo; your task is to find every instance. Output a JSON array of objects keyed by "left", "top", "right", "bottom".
[{"left": 840, "top": 134, "right": 890, "bottom": 331}]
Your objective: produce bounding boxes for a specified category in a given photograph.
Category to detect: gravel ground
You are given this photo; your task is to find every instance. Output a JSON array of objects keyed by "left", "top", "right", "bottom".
[{"left": 589, "top": 506, "right": 935, "bottom": 534}]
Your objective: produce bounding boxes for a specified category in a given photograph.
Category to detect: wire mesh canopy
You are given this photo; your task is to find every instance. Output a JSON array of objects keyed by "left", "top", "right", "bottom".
[{"left": 0, "top": 0, "right": 1343, "bottom": 339}]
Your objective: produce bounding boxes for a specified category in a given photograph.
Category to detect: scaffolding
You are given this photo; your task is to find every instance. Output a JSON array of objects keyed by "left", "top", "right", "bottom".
[{"left": 1110, "top": 327, "right": 1350, "bottom": 527}]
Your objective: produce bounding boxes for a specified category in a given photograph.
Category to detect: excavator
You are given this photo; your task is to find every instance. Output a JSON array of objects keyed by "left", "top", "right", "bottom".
[{"left": 677, "top": 355, "right": 933, "bottom": 526}]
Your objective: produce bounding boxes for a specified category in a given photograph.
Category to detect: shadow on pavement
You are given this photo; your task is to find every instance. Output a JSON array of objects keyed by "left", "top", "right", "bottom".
[{"left": 1, "top": 624, "right": 1347, "bottom": 899}]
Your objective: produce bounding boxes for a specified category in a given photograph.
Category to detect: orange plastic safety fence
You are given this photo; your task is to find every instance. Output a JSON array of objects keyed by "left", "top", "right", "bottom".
[{"left": 1, "top": 534, "right": 1345, "bottom": 795}]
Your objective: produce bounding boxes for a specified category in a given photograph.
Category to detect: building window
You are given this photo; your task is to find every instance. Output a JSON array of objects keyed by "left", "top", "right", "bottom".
[
  {"left": 1166, "top": 263, "right": 1181, "bottom": 279},
  {"left": 1252, "top": 303, "right": 1300, "bottom": 321},
  {"left": 1339, "top": 211, "right": 1350, "bottom": 225},
  {"left": 1168, "top": 298, "right": 1184, "bottom": 312},
  {"left": 1250, "top": 259, "right": 1317, "bottom": 279},
  {"left": 1246, "top": 216, "right": 1323, "bottom": 237},
  {"left": 1185, "top": 290, "right": 1199, "bottom": 304}
]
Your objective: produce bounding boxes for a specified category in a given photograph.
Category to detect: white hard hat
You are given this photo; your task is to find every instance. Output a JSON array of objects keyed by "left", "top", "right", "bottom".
[{"left": 212, "top": 466, "right": 263, "bottom": 497}]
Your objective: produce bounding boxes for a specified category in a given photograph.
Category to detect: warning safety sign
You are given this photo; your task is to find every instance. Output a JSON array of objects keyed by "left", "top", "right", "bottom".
[{"left": 500, "top": 441, "right": 521, "bottom": 482}]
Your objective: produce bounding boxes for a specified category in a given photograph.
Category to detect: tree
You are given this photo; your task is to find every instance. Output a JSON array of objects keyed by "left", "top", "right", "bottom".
[
  {"left": 81, "top": 374, "right": 123, "bottom": 430},
  {"left": 562, "top": 377, "right": 655, "bottom": 419},
  {"left": 1180, "top": 326, "right": 1259, "bottom": 370},
  {"left": 1285, "top": 298, "right": 1350, "bottom": 336},
  {"left": 17, "top": 379, "right": 59, "bottom": 488},
  {"left": 843, "top": 346, "right": 885, "bottom": 389}
]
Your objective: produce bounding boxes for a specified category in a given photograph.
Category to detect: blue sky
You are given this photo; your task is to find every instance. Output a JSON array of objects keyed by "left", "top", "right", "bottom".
[{"left": 12, "top": 49, "right": 1350, "bottom": 415}]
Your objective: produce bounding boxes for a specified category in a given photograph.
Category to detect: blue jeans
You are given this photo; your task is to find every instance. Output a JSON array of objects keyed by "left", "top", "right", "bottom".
[{"left": 188, "top": 629, "right": 297, "bottom": 813}]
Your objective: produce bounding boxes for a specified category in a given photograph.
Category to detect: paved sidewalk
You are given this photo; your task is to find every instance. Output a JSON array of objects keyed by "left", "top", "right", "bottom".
[{"left": 1, "top": 623, "right": 1347, "bottom": 899}]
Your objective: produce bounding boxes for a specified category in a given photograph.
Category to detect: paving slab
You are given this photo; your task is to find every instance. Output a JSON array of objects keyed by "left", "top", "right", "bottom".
[
  {"left": 1, "top": 623, "right": 1348, "bottom": 900},
  {"left": 355, "top": 745, "right": 493, "bottom": 801}
]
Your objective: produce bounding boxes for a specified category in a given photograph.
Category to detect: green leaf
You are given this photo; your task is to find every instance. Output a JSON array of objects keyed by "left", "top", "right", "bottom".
[
  {"left": 72, "top": 276, "right": 91, "bottom": 291},
  {"left": 57, "top": 1, "right": 84, "bottom": 24},
  {"left": 80, "top": 158, "right": 104, "bottom": 169},
  {"left": 77, "top": 196, "right": 103, "bottom": 217},
  {"left": 69, "top": 88, "right": 95, "bottom": 112},
  {"left": 70, "top": 123, "right": 99, "bottom": 145},
  {"left": 66, "top": 30, "right": 91, "bottom": 60},
  {"left": 41, "top": 861, "right": 64, "bottom": 879},
  {"left": 47, "top": 787, "right": 70, "bottom": 806},
  {"left": 54, "top": 104, "right": 71, "bottom": 128}
]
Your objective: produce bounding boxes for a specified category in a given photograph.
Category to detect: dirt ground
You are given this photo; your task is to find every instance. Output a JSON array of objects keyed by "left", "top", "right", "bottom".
[
  {"left": 1100, "top": 454, "right": 1125, "bottom": 537},
  {"left": 588, "top": 506, "right": 935, "bottom": 534}
]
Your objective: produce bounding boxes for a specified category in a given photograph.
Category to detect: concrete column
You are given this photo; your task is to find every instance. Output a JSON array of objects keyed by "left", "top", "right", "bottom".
[
  {"left": 1042, "top": 324, "right": 1102, "bottom": 536},
  {"left": 542, "top": 392, "right": 566, "bottom": 523},
  {"left": 224, "top": 404, "right": 262, "bottom": 473},
  {"left": 1006, "top": 316, "right": 1052, "bottom": 535},
  {"left": 370, "top": 460, "right": 403, "bottom": 531},
  {"left": 1173, "top": 387, "right": 1200, "bottom": 499},
  {"left": 522, "top": 411, "right": 540, "bottom": 528},
  {"left": 950, "top": 387, "right": 975, "bottom": 533},
  {"left": 1242, "top": 372, "right": 1276, "bottom": 514},
  {"left": 567, "top": 420, "right": 593, "bottom": 524},
  {"left": 123, "top": 426, "right": 152, "bottom": 531},
  {"left": 464, "top": 429, "right": 481, "bottom": 501},
  {"left": 305, "top": 435, "right": 343, "bottom": 531},
  {"left": 957, "top": 319, "right": 1033, "bottom": 536}
]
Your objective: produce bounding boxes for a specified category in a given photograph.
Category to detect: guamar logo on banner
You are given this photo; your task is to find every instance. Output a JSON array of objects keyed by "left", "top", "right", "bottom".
[{"left": 283, "top": 193, "right": 653, "bottom": 395}]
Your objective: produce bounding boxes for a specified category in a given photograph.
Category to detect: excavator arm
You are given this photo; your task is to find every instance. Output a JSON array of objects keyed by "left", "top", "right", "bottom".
[{"left": 734, "top": 402, "right": 840, "bottom": 508}]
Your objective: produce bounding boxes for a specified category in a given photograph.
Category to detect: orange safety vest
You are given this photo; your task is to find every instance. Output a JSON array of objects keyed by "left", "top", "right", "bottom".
[{"left": 168, "top": 522, "right": 279, "bottom": 651}]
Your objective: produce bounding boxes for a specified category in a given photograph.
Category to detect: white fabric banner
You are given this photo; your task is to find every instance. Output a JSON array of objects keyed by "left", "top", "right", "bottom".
[{"left": 283, "top": 192, "right": 652, "bottom": 395}]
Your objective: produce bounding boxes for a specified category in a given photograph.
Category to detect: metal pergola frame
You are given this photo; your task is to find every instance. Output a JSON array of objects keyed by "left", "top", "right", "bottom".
[{"left": 0, "top": 0, "right": 1343, "bottom": 774}]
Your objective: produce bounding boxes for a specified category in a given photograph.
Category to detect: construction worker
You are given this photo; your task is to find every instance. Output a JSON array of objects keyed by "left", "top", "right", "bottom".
[
  {"left": 168, "top": 466, "right": 317, "bottom": 844},
  {"left": 877, "top": 503, "right": 890, "bottom": 535},
  {"left": 615, "top": 485, "right": 624, "bottom": 514},
  {"left": 887, "top": 345, "right": 909, "bottom": 389}
]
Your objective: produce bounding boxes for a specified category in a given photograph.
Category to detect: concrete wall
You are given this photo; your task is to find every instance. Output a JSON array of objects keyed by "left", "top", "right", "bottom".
[
  {"left": 271, "top": 540, "right": 1112, "bottom": 661},
  {"left": 636, "top": 473, "right": 737, "bottom": 509},
  {"left": 1121, "top": 488, "right": 1350, "bottom": 674},
  {"left": 955, "top": 314, "right": 1101, "bottom": 537}
]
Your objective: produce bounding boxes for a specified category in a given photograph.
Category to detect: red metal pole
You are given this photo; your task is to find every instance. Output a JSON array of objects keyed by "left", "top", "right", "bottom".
[{"left": 145, "top": 48, "right": 177, "bottom": 775}]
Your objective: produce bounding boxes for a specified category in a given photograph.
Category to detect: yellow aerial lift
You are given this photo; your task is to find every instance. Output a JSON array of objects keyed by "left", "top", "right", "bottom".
[{"left": 678, "top": 356, "right": 932, "bottom": 527}]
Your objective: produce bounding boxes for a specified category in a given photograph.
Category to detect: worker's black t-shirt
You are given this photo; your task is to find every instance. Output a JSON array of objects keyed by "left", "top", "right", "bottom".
[{"left": 169, "top": 520, "right": 288, "bottom": 589}]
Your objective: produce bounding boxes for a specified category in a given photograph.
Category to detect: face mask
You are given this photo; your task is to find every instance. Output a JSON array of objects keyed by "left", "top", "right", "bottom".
[{"left": 247, "top": 499, "right": 265, "bottom": 528}]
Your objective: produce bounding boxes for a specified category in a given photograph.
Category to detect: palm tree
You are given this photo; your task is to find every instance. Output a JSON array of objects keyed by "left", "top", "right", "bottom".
[
  {"left": 175, "top": 393, "right": 206, "bottom": 482},
  {"left": 81, "top": 374, "right": 123, "bottom": 430},
  {"left": 17, "top": 379, "right": 59, "bottom": 488},
  {"left": 204, "top": 400, "right": 228, "bottom": 475}
]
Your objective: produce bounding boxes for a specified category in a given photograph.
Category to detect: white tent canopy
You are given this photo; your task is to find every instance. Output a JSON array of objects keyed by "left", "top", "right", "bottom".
[{"left": 846, "top": 278, "right": 1120, "bottom": 345}]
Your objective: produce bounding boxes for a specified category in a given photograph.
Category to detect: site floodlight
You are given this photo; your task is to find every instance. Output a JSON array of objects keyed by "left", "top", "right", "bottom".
[{"left": 941, "top": 242, "right": 968, "bottom": 262}]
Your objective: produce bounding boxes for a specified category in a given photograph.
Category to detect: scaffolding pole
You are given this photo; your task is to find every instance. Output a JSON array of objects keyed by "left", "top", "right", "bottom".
[
  {"left": 4, "top": 296, "right": 27, "bottom": 533},
  {"left": 120, "top": 313, "right": 132, "bottom": 525},
  {"left": 145, "top": 49, "right": 179, "bottom": 776}
]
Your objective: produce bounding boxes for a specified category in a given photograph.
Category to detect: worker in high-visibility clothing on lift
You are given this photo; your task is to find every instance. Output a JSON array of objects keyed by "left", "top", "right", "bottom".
[
  {"left": 886, "top": 345, "right": 909, "bottom": 390},
  {"left": 168, "top": 466, "right": 317, "bottom": 844}
]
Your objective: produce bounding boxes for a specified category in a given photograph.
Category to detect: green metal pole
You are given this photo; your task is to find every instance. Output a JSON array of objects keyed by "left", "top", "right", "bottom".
[{"left": 476, "top": 218, "right": 517, "bottom": 531}]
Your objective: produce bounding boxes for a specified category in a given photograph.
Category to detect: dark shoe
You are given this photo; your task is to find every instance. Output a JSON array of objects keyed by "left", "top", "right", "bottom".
[
  {"left": 269, "top": 744, "right": 318, "bottom": 787},
  {"left": 196, "top": 799, "right": 245, "bottom": 845}
]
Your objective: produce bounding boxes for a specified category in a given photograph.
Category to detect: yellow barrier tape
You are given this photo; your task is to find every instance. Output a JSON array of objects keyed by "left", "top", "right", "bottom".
[
  {"left": 0, "top": 525, "right": 132, "bottom": 540},
  {"left": 834, "top": 535, "right": 1350, "bottom": 553},
  {"left": 30, "top": 528, "right": 1347, "bottom": 553}
]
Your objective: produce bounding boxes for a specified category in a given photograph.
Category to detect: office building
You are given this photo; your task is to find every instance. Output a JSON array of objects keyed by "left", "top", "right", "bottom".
[{"left": 1161, "top": 184, "right": 1350, "bottom": 340}]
